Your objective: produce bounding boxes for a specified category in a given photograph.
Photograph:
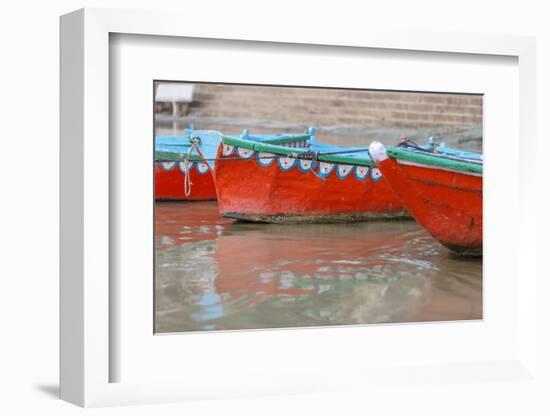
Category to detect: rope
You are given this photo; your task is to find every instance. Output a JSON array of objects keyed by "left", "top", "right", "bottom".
[
  {"left": 397, "top": 137, "right": 483, "bottom": 165},
  {"left": 161, "top": 152, "right": 372, "bottom": 168},
  {"left": 397, "top": 138, "right": 433, "bottom": 153},
  {"left": 187, "top": 148, "right": 370, "bottom": 163},
  {"left": 297, "top": 150, "right": 319, "bottom": 160},
  {"left": 289, "top": 151, "right": 325, "bottom": 181},
  {"left": 183, "top": 142, "right": 196, "bottom": 198},
  {"left": 183, "top": 158, "right": 192, "bottom": 197},
  {"left": 310, "top": 164, "right": 325, "bottom": 181},
  {"left": 167, "top": 140, "right": 375, "bottom": 187},
  {"left": 191, "top": 138, "right": 214, "bottom": 172},
  {"left": 182, "top": 136, "right": 217, "bottom": 197},
  {"left": 314, "top": 148, "right": 371, "bottom": 156}
]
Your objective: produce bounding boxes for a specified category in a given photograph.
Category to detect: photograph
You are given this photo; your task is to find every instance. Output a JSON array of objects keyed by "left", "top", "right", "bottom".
[
  {"left": 4, "top": 0, "right": 539, "bottom": 412},
  {"left": 153, "top": 82, "right": 483, "bottom": 333}
]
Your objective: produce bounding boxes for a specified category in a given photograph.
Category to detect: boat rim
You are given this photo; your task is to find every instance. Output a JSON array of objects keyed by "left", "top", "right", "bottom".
[
  {"left": 387, "top": 146, "right": 483, "bottom": 175},
  {"left": 221, "top": 134, "right": 375, "bottom": 167}
]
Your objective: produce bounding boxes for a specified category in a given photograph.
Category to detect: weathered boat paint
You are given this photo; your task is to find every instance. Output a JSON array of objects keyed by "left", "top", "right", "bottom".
[
  {"left": 214, "top": 129, "right": 409, "bottom": 223},
  {"left": 155, "top": 129, "right": 220, "bottom": 201},
  {"left": 369, "top": 141, "right": 482, "bottom": 256}
]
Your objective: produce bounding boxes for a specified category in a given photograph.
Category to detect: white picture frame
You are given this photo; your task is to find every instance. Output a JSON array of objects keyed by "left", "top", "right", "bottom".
[{"left": 60, "top": 7, "right": 538, "bottom": 408}]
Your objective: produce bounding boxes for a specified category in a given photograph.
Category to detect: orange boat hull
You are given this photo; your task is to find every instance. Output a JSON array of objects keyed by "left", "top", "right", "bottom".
[
  {"left": 376, "top": 157, "right": 482, "bottom": 255},
  {"left": 213, "top": 146, "right": 408, "bottom": 222},
  {"left": 155, "top": 161, "right": 217, "bottom": 201}
]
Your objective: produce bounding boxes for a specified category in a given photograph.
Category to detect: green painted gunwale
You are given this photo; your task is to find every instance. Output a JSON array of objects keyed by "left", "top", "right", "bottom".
[
  {"left": 386, "top": 146, "right": 483, "bottom": 175},
  {"left": 155, "top": 151, "right": 204, "bottom": 162},
  {"left": 257, "top": 134, "right": 311, "bottom": 145},
  {"left": 222, "top": 135, "right": 374, "bottom": 167}
]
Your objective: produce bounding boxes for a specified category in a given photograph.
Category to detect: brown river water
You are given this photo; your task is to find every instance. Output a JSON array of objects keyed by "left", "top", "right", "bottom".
[{"left": 154, "top": 201, "right": 482, "bottom": 333}]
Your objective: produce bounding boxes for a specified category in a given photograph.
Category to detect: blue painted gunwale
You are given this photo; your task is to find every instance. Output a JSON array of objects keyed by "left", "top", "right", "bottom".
[{"left": 155, "top": 129, "right": 221, "bottom": 166}]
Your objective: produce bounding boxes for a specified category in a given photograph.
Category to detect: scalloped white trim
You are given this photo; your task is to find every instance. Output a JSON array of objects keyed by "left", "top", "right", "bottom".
[
  {"left": 355, "top": 166, "right": 369, "bottom": 180},
  {"left": 178, "top": 161, "right": 194, "bottom": 173},
  {"left": 337, "top": 164, "right": 354, "bottom": 178},
  {"left": 319, "top": 162, "right": 334, "bottom": 176},
  {"left": 222, "top": 144, "right": 235, "bottom": 156},
  {"left": 237, "top": 147, "right": 255, "bottom": 159},
  {"left": 196, "top": 162, "right": 209, "bottom": 174},
  {"left": 371, "top": 167, "right": 382, "bottom": 181},
  {"left": 299, "top": 159, "right": 314, "bottom": 172},
  {"left": 258, "top": 152, "right": 275, "bottom": 166},
  {"left": 161, "top": 161, "right": 177, "bottom": 171},
  {"left": 278, "top": 157, "right": 297, "bottom": 171}
]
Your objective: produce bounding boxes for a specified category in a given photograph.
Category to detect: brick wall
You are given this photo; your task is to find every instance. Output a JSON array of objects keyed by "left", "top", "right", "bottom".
[
  {"left": 155, "top": 82, "right": 482, "bottom": 150},
  {"left": 188, "top": 84, "right": 482, "bottom": 129}
]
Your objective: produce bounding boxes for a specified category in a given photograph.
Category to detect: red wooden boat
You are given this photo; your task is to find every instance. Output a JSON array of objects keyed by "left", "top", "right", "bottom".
[
  {"left": 213, "top": 129, "right": 409, "bottom": 223},
  {"left": 155, "top": 161, "right": 217, "bottom": 201},
  {"left": 155, "top": 129, "right": 219, "bottom": 201},
  {"left": 369, "top": 140, "right": 483, "bottom": 256}
]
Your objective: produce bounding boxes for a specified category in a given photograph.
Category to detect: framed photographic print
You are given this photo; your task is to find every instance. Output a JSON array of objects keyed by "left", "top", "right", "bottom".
[
  {"left": 153, "top": 81, "right": 483, "bottom": 335},
  {"left": 60, "top": 8, "right": 539, "bottom": 408}
]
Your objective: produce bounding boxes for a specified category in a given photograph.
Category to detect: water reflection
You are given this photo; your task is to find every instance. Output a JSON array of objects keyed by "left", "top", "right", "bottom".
[{"left": 155, "top": 202, "right": 482, "bottom": 333}]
